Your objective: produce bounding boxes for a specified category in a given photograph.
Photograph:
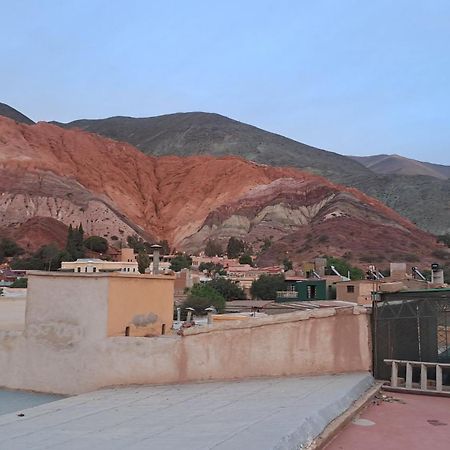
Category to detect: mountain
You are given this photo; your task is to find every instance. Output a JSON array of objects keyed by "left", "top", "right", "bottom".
[
  {"left": 54, "top": 112, "right": 372, "bottom": 183},
  {"left": 0, "top": 102, "right": 34, "bottom": 125},
  {"left": 0, "top": 116, "right": 446, "bottom": 267},
  {"left": 351, "top": 154, "right": 450, "bottom": 179},
  {"left": 57, "top": 112, "right": 450, "bottom": 236}
]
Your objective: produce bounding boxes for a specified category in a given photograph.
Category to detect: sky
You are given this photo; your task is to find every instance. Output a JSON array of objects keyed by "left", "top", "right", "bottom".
[{"left": 1, "top": 0, "right": 449, "bottom": 164}]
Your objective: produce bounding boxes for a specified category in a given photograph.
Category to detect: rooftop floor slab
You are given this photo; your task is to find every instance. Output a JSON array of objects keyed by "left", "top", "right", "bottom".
[
  {"left": 326, "top": 391, "right": 450, "bottom": 450},
  {"left": 0, "top": 372, "right": 373, "bottom": 450}
]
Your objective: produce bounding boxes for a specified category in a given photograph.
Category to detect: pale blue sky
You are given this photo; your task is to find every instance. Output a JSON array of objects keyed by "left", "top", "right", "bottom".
[{"left": 1, "top": 0, "right": 449, "bottom": 164}]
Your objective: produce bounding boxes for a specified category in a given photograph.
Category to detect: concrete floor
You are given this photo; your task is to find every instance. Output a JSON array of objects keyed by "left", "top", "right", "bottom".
[
  {"left": 326, "top": 391, "right": 450, "bottom": 450},
  {"left": 0, "top": 372, "right": 373, "bottom": 450}
]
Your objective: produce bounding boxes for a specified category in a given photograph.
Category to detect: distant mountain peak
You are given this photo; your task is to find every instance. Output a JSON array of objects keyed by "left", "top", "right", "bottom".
[{"left": 0, "top": 102, "right": 34, "bottom": 125}]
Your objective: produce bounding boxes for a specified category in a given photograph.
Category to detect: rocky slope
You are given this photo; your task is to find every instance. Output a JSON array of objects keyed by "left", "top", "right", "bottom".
[
  {"left": 55, "top": 111, "right": 450, "bottom": 235},
  {"left": 0, "top": 116, "right": 446, "bottom": 266}
]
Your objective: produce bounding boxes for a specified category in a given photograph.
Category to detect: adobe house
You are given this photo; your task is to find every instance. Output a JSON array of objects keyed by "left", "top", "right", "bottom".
[
  {"left": 26, "top": 271, "right": 175, "bottom": 337},
  {"left": 336, "top": 280, "right": 378, "bottom": 305}
]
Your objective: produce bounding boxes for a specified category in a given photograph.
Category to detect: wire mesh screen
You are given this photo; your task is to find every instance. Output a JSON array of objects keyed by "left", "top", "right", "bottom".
[{"left": 372, "top": 290, "right": 450, "bottom": 380}]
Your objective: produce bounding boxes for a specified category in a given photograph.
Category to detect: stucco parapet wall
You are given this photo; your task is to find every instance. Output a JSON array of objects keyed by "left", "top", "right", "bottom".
[
  {"left": 182, "top": 306, "right": 368, "bottom": 336},
  {"left": 26, "top": 270, "right": 175, "bottom": 280}
]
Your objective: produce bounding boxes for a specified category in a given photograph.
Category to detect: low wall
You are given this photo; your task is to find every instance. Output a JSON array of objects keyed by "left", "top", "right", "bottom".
[{"left": 0, "top": 306, "right": 371, "bottom": 394}]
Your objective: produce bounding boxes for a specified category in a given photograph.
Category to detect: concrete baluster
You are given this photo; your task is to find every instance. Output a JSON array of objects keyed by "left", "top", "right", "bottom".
[
  {"left": 391, "top": 361, "right": 398, "bottom": 387},
  {"left": 420, "top": 364, "right": 427, "bottom": 390},
  {"left": 405, "top": 362, "right": 412, "bottom": 389},
  {"left": 436, "top": 365, "right": 443, "bottom": 392}
]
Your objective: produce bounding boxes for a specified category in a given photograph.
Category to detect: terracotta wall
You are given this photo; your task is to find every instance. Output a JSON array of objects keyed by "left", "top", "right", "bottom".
[{"left": 107, "top": 276, "right": 174, "bottom": 337}]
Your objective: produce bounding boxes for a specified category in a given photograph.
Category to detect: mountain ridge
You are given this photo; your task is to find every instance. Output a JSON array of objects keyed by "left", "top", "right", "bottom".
[
  {"left": 0, "top": 116, "right": 445, "bottom": 267},
  {"left": 351, "top": 154, "right": 450, "bottom": 179},
  {"left": 2, "top": 103, "right": 449, "bottom": 235}
]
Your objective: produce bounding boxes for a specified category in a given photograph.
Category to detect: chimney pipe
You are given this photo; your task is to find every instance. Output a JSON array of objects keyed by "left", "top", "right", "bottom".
[{"left": 150, "top": 244, "right": 162, "bottom": 275}]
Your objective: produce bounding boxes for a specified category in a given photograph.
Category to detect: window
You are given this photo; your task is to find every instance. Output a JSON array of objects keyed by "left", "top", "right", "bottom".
[
  {"left": 347, "top": 285, "right": 355, "bottom": 293},
  {"left": 77, "top": 267, "right": 81, "bottom": 273},
  {"left": 93, "top": 267, "right": 97, "bottom": 273},
  {"left": 84, "top": 267, "right": 88, "bottom": 272}
]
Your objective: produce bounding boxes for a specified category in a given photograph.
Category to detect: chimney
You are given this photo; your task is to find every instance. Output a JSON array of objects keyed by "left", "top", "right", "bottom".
[
  {"left": 431, "top": 263, "right": 444, "bottom": 284},
  {"left": 150, "top": 244, "right": 162, "bottom": 275}
]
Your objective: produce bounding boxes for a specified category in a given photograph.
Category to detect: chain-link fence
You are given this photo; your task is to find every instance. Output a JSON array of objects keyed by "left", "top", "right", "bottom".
[{"left": 372, "top": 290, "right": 450, "bottom": 380}]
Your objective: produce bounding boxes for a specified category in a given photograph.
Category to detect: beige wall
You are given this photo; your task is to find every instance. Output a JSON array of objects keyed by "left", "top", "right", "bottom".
[
  {"left": 336, "top": 281, "right": 376, "bottom": 305},
  {"left": 107, "top": 276, "right": 174, "bottom": 337},
  {"left": 0, "top": 276, "right": 371, "bottom": 395}
]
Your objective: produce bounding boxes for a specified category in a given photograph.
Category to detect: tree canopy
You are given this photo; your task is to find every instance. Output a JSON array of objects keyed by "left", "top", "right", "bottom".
[
  {"left": 0, "top": 238, "right": 23, "bottom": 258},
  {"left": 84, "top": 236, "right": 108, "bottom": 253},
  {"left": 169, "top": 253, "right": 192, "bottom": 272},
  {"left": 137, "top": 252, "right": 150, "bottom": 274},
  {"left": 182, "top": 284, "right": 226, "bottom": 314},
  {"left": 326, "top": 256, "right": 364, "bottom": 280},
  {"left": 238, "top": 254, "right": 253, "bottom": 266},
  {"left": 207, "top": 278, "right": 246, "bottom": 301},
  {"left": 66, "top": 224, "right": 85, "bottom": 260},
  {"left": 198, "top": 262, "right": 226, "bottom": 276},
  {"left": 250, "top": 274, "right": 285, "bottom": 300}
]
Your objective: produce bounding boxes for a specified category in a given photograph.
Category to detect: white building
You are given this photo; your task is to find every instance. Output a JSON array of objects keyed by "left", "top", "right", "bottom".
[{"left": 61, "top": 258, "right": 138, "bottom": 274}]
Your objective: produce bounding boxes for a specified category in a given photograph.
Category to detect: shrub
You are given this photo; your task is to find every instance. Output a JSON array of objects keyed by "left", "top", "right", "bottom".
[
  {"left": 84, "top": 236, "right": 108, "bottom": 253},
  {"left": 326, "top": 256, "right": 364, "bottom": 280},
  {"left": 0, "top": 238, "right": 23, "bottom": 257},
  {"left": 182, "top": 284, "right": 225, "bottom": 314},
  {"left": 250, "top": 274, "right": 285, "bottom": 300},
  {"left": 10, "top": 278, "right": 27, "bottom": 288},
  {"left": 207, "top": 278, "right": 246, "bottom": 301},
  {"left": 238, "top": 254, "right": 253, "bottom": 265},
  {"left": 169, "top": 254, "right": 192, "bottom": 272}
]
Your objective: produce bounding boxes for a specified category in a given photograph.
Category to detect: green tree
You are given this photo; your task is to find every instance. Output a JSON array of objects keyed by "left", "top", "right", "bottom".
[
  {"left": 0, "top": 238, "right": 23, "bottom": 257},
  {"left": 207, "top": 278, "right": 246, "bottom": 301},
  {"left": 204, "top": 239, "right": 223, "bottom": 257},
  {"left": 137, "top": 252, "right": 150, "bottom": 274},
  {"left": 326, "top": 256, "right": 364, "bottom": 280},
  {"left": 127, "top": 234, "right": 150, "bottom": 254},
  {"left": 226, "top": 237, "right": 245, "bottom": 258},
  {"left": 66, "top": 224, "right": 85, "bottom": 259},
  {"left": 182, "top": 284, "right": 226, "bottom": 314},
  {"left": 238, "top": 254, "right": 253, "bottom": 265},
  {"left": 169, "top": 253, "right": 192, "bottom": 272},
  {"left": 198, "top": 262, "right": 226, "bottom": 276},
  {"left": 250, "top": 274, "right": 285, "bottom": 300},
  {"left": 11, "top": 244, "right": 67, "bottom": 271},
  {"left": 10, "top": 278, "right": 28, "bottom": 288},
  {"left": 84, "top": 236, "right": 108, "bottom": 253}
]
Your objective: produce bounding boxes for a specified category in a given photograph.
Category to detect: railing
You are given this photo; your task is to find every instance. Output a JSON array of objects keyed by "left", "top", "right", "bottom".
[
  {"left": 384, "top": 359, "right": 450, "bottom": 395},
  {"left": 276, "top": 291, "right": 298, "bottom": 299}
]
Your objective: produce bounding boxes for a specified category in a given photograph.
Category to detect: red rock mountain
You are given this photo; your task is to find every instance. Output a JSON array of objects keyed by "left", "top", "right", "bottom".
[{"left": 0, "top": 116, "right": 444, "bottom": 266}]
